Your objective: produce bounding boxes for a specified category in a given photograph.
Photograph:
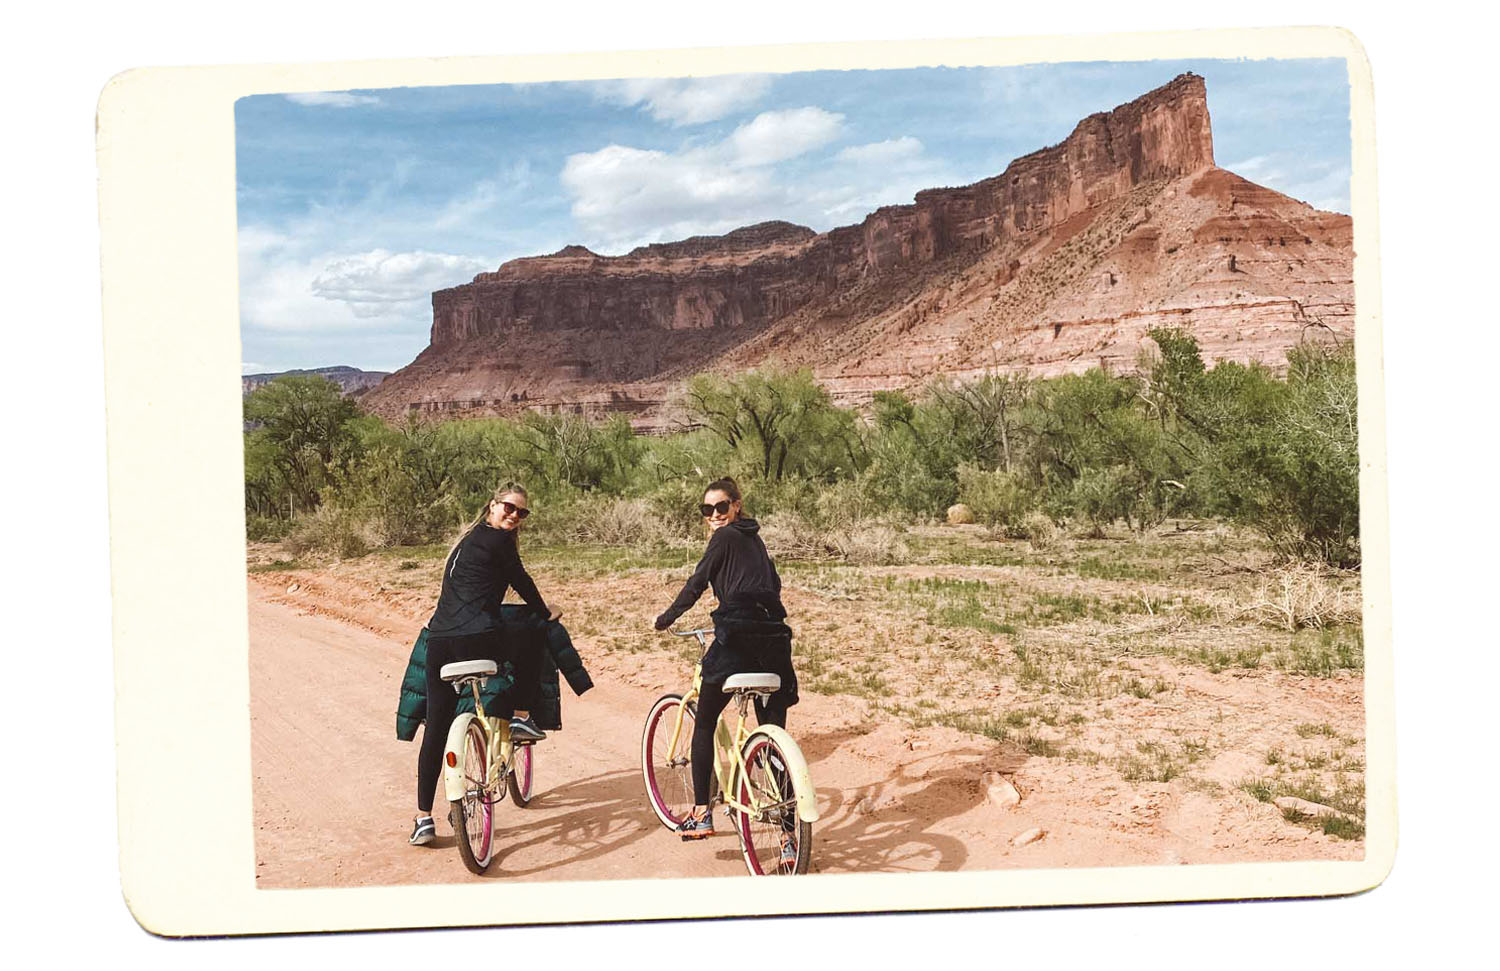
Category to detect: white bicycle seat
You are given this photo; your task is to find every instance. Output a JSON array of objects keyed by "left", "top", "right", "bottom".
[
  {"left": 440, "top": 659, "right": 498, "bottom": 682},
  {"left": 723, "top": 673, "right": 781, "bottom": 694}
]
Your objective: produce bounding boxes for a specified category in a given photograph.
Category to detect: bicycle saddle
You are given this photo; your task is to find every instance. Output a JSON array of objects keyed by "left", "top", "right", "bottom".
[
  {"left": 440, "top": 659, "right": 498, "bottom": 681},
  {"left": 723, "top": 673, "right": 781, "bottom": 694}
]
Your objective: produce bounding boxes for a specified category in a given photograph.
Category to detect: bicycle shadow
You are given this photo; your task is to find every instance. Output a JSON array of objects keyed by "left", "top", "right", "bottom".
[
  {"left": 796, "top": 727, "right": 1030, "bottom": 875},
  {"left": 479, "top": 766, "right": 662, "bottom": 879}
]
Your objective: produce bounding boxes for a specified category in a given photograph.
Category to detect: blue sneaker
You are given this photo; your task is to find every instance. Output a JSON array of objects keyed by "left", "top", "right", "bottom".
[{"left": 678, "top": 811, "right": 714, "bottom": 840}]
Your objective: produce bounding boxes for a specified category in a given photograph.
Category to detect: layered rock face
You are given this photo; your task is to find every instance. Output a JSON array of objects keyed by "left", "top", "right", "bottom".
[
  {"left": 243, "top": 365, "right": 390, "bottom": 397},
  {"left": 361, "top": 74, "right": 1351, "bottom": 426}
]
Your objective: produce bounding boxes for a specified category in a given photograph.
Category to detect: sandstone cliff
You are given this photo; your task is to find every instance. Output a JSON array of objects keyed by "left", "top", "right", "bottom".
[{"left": 360, "top": 74, "right": 1351, "bottom": 426}]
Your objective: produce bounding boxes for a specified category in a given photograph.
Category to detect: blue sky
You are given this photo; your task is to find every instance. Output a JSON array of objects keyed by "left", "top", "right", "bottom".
[{"left": 235, "top": 57, "right": 1351, "bottom": 374}]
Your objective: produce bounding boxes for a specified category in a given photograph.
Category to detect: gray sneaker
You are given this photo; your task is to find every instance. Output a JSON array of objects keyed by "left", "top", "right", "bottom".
[
  {"left": 509, "top": 716, "right": 547, "bottom": 741},
  {"left": 408, "top": 815, "right": 436, "bottom": 846}
]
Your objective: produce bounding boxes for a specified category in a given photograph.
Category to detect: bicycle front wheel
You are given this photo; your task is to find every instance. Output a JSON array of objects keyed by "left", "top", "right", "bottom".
[
  {"left": 509, "top": 742, "right": 535, "bottom": 807},
  {"left": 736, "top": 731, "right": 812, "bottom": 875},
  {"left": 449, "top": 719, "right": 495, "bottom": 874},
  {"left": 641, "top": 694, "right": 697, "bottom": 830}
]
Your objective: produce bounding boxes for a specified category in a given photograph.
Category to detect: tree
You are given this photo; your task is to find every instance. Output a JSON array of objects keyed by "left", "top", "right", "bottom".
[
  {"left": 681, "top": 367, "right": 856, "bottom": 481},
  {"left": 243, "top": 375, "right": 362, "bottom": 514}
]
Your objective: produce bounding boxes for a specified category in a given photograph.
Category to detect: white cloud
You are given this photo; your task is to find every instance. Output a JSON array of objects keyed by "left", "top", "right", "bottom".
[
  {"left": 835, "top": 137, "right": 926, "bottom": 167},
  {"left": 431, "top": 159, "right": 534, "bottom": 230},
  {"left": 728, "top": 108, "right": 844, "bottom": 167},
  {"left": 599, "top": 75, "right": 771, "bottom": 125},
  {"left": 284, "top": 91, "right": 382, "bottom": 108},
  {"left": 560, "top": 144, "right": 778, "bottom": 249},
  {"left": 310, "top": 250, "right": 492, "bottom": 317}
]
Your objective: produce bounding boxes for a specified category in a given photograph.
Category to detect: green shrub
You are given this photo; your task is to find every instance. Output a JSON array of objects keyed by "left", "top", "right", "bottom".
[
  {"left": 956, "top": 464, "right": 1036, "bottom": 536},
  {"left": 245, "top": 514, "right": 293, "bottom": 542},
  {"left": 1023, "top": 511, "right": 1062, "bottom": 552},
  {"left": 284, "top": 505, "right": 371, "bottom": 559}
]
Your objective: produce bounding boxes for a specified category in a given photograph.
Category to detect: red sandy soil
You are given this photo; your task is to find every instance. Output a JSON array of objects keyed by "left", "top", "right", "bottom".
[{"left": 249, "top": 563, "right": 1363, "bottom": 887}]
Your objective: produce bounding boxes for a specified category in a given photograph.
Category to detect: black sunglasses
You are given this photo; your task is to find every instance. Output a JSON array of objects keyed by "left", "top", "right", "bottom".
[
  {"left": 497, "top": 499, "right": 531, "bottom": 520},
  {"left": 699, "top": 500, "right": 733, "bottom": 518}
]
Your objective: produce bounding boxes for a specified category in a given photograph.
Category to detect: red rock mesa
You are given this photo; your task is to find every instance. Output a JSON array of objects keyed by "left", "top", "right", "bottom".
[{"left": 360, "top": 74, "right": 1352, "bottom": 427}]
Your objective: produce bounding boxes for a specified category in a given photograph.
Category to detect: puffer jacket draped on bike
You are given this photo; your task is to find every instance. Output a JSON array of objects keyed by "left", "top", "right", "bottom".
[{"left": 396, "top": 605, "right": 593, "bottom": 740}]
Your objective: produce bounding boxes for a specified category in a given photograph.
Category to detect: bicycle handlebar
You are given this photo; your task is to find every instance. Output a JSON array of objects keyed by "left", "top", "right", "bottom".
[{"left": 670, "top": 628, "right": 713, "bottom": 638}]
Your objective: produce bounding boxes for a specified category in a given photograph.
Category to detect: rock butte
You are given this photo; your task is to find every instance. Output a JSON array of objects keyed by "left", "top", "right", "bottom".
[{"left": 360, "top": 74, "right": 1352, "bottom": 430}]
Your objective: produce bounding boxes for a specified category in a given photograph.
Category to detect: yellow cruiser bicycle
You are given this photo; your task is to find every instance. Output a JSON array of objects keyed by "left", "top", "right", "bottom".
[
  {"left": 640, "top": 628, "right": 818, "bottom": 875},
  {"left": 439, "top": 659, "right": 536, "bottom": 875}
]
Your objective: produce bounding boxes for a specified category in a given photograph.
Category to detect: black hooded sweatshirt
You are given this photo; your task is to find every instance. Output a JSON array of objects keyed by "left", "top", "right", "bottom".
[{"left": 655, "top": 517, "right": 786, "bottom": 630}]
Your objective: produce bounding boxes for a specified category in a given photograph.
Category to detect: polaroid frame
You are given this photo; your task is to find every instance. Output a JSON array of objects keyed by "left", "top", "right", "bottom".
[{"left": 99, "top": 25, "right": 1392, "bottom": 935}]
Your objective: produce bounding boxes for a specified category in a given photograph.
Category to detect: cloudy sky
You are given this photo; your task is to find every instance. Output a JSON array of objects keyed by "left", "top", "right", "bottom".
[{"left": 236, "top": 57, "right": 1351, "bottom": 374}]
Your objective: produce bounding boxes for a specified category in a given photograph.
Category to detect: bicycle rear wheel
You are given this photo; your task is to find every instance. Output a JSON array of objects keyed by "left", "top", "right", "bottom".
[
  {"left": 736, "top": 731, "right": 812, "bottom": 875},
  {"left": 509, "top": 742, "right": 534, "bottom": 807},
  {"left": 641, "top": 694, "right": 697, "bottom": 830},
  {"left": 449, "top": 719, "right": 495, "bottom": 874}
]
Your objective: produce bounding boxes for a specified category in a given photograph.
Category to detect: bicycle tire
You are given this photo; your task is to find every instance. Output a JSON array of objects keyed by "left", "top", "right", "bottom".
[
  {"left": 736, "top": 731, "right": 812, "bottom": 875},
  {"left": 641, "top": 694, "right": 697, "bottom": 830},
  {"left": 509, "top": 742, "right": 535, "bottom": 807},
  {"left": 450, "top": 719, "right": 495, "bottom": 874}
]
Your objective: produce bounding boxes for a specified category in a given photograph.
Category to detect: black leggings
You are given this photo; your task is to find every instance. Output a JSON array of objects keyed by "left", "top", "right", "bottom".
[
  {"left": 417, "top": 629, "right": 541, "bottom": 814},
  {"left": 691, "top": 685, "right": 787, "bottom": 806}
]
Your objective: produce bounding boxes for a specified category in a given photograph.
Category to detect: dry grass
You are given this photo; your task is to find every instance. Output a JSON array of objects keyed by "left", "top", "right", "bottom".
[
  {"left": 760, "top": 512, "right": 911, "bottom": 565},
  {"left": 1239, "top": 564, "right": 1361, "bottom": 631}
]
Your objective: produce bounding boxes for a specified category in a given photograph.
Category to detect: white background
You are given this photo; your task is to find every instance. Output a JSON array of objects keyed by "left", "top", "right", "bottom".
[{"left": 5, "top": 1, "right": 1493, "bottom": 965}]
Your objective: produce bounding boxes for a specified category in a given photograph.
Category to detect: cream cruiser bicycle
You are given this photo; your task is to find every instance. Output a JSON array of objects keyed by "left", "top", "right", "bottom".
[
  {"left": 439, "top": 659, "right": 536, "bottom": 875},
  {"left": 640, "top": 628, "right": 818, "bottom": 875}
]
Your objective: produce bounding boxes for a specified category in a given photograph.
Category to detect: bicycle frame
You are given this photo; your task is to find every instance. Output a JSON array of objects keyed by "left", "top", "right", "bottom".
[
  {"left": 442, "top": 677, "right": 514, "bottom": 803},
  {"left": 662, "top": 632, "right": 817, "bottom": 823}
]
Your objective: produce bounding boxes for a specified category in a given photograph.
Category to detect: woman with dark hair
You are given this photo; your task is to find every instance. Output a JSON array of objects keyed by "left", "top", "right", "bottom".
[
  {"left": 653, "top": 477, "right": 798, "bottom": 863},
  {"left": 405, "top": 483, "right": 565, "bottom": 847}
]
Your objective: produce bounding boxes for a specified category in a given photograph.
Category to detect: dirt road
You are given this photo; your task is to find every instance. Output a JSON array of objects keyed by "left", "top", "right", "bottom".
[{"left": 250, "top": 573, "right": 1362, "bottom": 888}]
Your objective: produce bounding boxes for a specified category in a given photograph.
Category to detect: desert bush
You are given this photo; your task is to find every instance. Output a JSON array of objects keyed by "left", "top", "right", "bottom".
[
  {"left": 1242, "top": 564, "right": 1361, "bottom": 631},
  {"left": 947, "top": 503, "right": 975, "bottom": 525},
  {"left": 1023, "top": 511, "right": 1063, "bottom": 552},
  {"left": 245, "top": 514, "right": 293, "bottom": 543},
  {"left": 283, "top": 504, "right": 373, "bottom": 559},
  {"left": 812, "top": 474, "right": 888, "bottom": 528},
  {"left": 523, "top": 494, "right": 688, "bottom": 550},
  {"left": 956, "top": 464, "right": 1036, "bottom": 536},
  {"left": 1066, "top": 465, "right": 1134, "bottom": 536},
  {"left": 760, "top": 511, "right": 909, "bottom": 565},
  {"left": 646, "top": 477, "right": 715, "bottom": 540}
]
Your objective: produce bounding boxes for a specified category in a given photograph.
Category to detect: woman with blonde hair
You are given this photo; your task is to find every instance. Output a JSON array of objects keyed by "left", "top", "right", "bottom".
[{"left": 404, "top": 483, "right": 565, "bottom": 846}]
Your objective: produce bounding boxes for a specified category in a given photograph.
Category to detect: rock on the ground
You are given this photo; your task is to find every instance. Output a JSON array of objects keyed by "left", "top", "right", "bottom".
[
  {"left": 1274, "top": 796, "right": 1357, "bottom": 822},
  {"left": 1012, "top": 827, "right": 1046, "bottom": 846},
  {"left": 982, "top": 772, "right": 1021, "bottom": 808},
  {"left": 946, "top": 504, "right": 976, "bottom": 525}
]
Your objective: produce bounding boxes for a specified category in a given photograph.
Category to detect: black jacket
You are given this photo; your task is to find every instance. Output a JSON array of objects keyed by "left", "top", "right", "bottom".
[
  {"left": 395, "top": 606, "right": 593, "bottom": 739},
  {"left": 428, "top": 523, "right": 548, "bottom": 637},
  {"left": 655, "top": 518, "right": 786, "bottom": 629},
  {"left": 656, "top": 518, "right": 797, "bottom": 706}
]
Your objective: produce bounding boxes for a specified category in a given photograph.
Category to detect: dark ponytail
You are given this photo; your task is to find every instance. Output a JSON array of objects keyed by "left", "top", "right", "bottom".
[{"left": 705, "top": 476, "right": 741, "bottom": 502}]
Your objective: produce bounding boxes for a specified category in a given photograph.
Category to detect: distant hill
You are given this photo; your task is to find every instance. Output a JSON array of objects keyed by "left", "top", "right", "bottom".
[{"left": 242, "top": 365, "right": 390, "bottom": 397}]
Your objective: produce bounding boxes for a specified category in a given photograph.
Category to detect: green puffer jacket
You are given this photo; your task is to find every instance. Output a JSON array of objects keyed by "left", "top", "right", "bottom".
[{"left": 396, "top": 606, "right": 593, "bottom": 741}]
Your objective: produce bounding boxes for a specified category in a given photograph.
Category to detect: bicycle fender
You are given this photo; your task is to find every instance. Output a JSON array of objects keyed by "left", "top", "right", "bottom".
[
  {"left": 442, "top": 712, "right": 478, "bottom": 804},
  {"left": 745, "top": 725, "right": 820, "bottom": 822}
]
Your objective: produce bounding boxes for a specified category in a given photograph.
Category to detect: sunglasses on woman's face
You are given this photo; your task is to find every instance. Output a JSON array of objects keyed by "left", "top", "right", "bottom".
[
  {"left": 699, "top": 500, "right": 733, "bottom": 518},
  {"left": 498, "top": 500, "right": 530, "bottom": 520}
]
